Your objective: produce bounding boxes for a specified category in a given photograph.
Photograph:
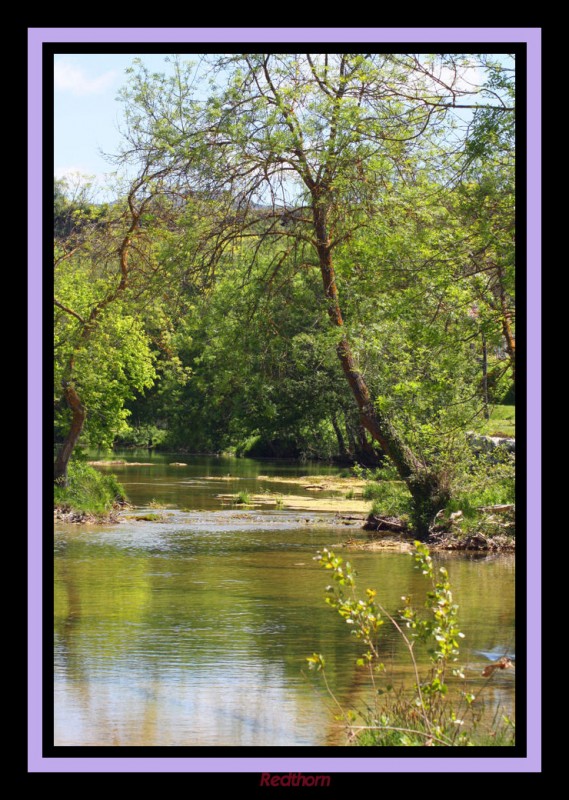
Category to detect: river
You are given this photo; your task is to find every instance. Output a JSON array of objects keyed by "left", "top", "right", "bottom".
[{"left": 54, "top": 452, "right": 515, "bottom": 746}]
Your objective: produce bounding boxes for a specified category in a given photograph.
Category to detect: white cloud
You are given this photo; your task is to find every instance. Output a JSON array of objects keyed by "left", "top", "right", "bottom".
[
  {"left": 54, "top": 60, "right": 117, "bottom": 96},
  {"left": 53, "top": 167, "right": 111, "bottom": 200},
  {"left": 54, "top": 166, "right": 94, "bottom": 182}
]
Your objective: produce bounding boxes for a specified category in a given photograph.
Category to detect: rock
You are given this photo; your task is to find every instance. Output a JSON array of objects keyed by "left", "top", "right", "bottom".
[{"left": 466, "top": 432, "right": 515, "bottom": 455}]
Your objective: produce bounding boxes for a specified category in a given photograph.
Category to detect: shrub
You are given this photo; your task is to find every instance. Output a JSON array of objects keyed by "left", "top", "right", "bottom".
[
  {"left": 307, "top": 544, "right": 515, "bottom": 746},
  {"left": 447, "top": 446, "right": 515, "bottom": 518},
  {"left": 54, "top": 460, "right": 126, "bottom": 515}
]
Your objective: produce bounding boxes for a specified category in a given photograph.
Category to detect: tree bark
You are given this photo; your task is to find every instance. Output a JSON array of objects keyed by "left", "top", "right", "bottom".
[
  {"left": 54, "top": 177, "right": 147, "bottom": 483},
  {"left": 312, "top": 203, "right": 449, "bottom": 536},
  {"left": 481, "top": 332, "right": 490, "bottom": 420},
  {"left": 54, "top": 383, "right": 86, "bottom": 485},
  {"left": 496, "top": 265, "right": 515, "bottom": 384},
  {"left": 331, "top": 413, "right": 349, "bottom": 459},
  {"left": 344, "top": 416, "right": 359, "bottom": 459},
  {"left": 499, "top": 304, "right": 515, "bottom": 384}
]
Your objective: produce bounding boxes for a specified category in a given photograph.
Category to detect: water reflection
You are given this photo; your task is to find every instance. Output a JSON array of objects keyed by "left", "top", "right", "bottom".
[{"left": 55, "top": 457, "right": 515, "bottom": 746}]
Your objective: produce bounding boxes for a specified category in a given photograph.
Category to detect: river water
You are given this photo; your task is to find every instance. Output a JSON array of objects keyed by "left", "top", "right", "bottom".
[{"left": 54, "top": 453, "right": 515, "bottom": 746}]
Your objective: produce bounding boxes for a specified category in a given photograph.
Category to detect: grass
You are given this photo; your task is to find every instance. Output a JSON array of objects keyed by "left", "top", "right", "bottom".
[
  {"left": 446, "top": 441, "right": 515, "bottom": 523},
  {"left": 147, "top": 499, "right": 171, "bottom": 509},
  {"left": 349, "top": 463, "right": 400, "bottom": 481},
  {"left": 54, "top": 460, "right": 126, "bottom": 515},
  {"left": 446, "top": 483, "right": 515, "bottom": 519},
  {"left": 362, "top": 481, "right": 413, "bottom": 517},
  {"left": 233, "top": 490, "right": 253, "bottom": 505},
  {"left": 478, "top": 405, "right": 515, "bottom": 438},
  {"left": 348, "top": 703, "right": 515, "bottom": 747}
]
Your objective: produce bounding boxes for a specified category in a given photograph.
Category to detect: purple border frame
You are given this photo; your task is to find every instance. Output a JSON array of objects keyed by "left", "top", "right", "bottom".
[{"left": 30, "top": 27, "right": 541, "bottom": 773}]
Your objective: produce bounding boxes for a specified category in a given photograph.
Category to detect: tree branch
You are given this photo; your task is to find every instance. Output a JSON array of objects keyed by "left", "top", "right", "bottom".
[{"left": 54, "top": 298, "right": 87, "bottom": 325}]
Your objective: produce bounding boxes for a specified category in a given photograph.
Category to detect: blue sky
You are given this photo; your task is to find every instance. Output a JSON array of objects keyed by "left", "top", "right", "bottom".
[
  {"left": 54, "top": 52, "right": 511, "bottom": 198},
  {"left": 54, "top": 53, "right": 188, "bottom": 189}
]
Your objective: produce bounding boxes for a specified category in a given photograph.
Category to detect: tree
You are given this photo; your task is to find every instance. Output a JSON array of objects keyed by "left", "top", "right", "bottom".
[
  {"left": 460, "top": 60, "right": 516, "bottom": 388},
  {"left": 53, "top": 174, "right": 180, "bottom": 483},
  {"left": 117, "top": 53, "right": 514, "bottom": 535}
]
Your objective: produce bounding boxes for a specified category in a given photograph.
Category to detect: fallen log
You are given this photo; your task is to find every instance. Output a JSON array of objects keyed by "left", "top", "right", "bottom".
[
  {"left": 476, "top": 504, "right": 515, "bottom": 513},
  {"left": 363, "top": 514, "right": 408, "bottom": 533}
]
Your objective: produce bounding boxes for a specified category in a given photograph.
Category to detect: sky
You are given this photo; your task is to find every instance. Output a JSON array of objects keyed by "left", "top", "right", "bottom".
[
  {"left": 54, "top": 53, "right": 186, "bottom": 190},
  {"left": 54, "top": 52, "right": 511, "bottom": 199}
]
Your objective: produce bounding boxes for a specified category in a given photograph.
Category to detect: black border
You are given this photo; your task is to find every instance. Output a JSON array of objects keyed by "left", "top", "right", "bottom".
[{"left": 45, "top": 41, "right": 528, "bottom": 761}]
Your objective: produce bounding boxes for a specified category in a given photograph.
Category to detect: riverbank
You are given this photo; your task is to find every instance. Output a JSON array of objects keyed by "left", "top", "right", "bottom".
[
  {"left": 341, "top": 528, "right": 515, "bottom": 552},
  {"left": 55, "top": 496, "right": 516, "bottom": 747},
  {"left": 53, "top": 461, "right": 128, "bottom": 522},
  {"left": 55, "top": 465, "right": 515, "bottom": 550},
  {"left": 54, "top": 503, "right": 128, "bottom": 524},
  {"left": 54, "top": 501, "right": 515, "bottom": 551}
]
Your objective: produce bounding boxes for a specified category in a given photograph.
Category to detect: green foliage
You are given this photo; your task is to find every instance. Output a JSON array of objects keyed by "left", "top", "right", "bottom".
[
  {"left": 234, "top": 490, "right": 252, "bottom": 506},
  {"left": 54, "top": 461, "right": 126, "bottom": 515},
  {"left": 54, "top": 53, "right": 516, "bottom": 523},
  {"left": 362, "top": 479, "right": 413, "bottom": 519},
  {"left": 400, "top": 543, "right": 463, "bottom": 679},
  {"left": 351, "top": 463, "right": 400, "bottom": 481},
  {"left": 115, "top": 423, "right": 168, "bottom": 449},
  {"left": 54, "top": 175, "right": 109, "bottom": 240},
  {"left": 54, "top": 301, "right": 157, "bottom": 448},
  {"left": 477, "top": 405, "right": 516, "bottom": 438},
  {"left": 53, "top": 185, "right": 160, "bottom": 457},
  {"left": 112, "top": 53, "right": 515, "bottom": 479},
  {"left": 308, "top": 545, "right": 514, "bottom": 746},
  {"left": 234, "top": 435, "right": 262, "bottom": 458},
  {"left": 140, "top": 242, "right": 354, "bottom": 458},
  {"left": 452, "top": 446, "right": 515, "bottom": 512}
]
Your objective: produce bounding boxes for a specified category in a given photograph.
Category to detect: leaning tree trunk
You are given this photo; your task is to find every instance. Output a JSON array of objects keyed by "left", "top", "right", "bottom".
[
  {"left": 313, "top": 204, "right": 450, "bottom": 537},
  {"left": 54, "top": 383, "right": 86, "bottom": 485},
  {"left": 53, "top": 176, "right": 143, "bottom": 486}
]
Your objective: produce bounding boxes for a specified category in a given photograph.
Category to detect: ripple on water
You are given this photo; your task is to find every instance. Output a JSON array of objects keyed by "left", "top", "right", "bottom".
[{"left": 54, "top": 461, "right": 516, "bottom": 747}]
